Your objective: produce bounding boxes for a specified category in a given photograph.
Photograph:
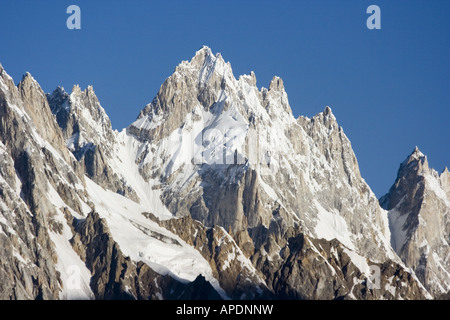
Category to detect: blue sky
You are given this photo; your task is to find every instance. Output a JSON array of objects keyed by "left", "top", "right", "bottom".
[{"left": 0, "top": 0, "right": 448, "bottom": 197}]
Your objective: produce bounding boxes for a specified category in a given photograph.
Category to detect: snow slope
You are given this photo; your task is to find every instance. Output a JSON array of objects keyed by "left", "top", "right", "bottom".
[{"left": 84, "top": 177, "right": 228, "bottom": 299}]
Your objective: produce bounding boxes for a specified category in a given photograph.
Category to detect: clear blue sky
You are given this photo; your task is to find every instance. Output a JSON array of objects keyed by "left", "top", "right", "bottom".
[{"left": 0, "top": 0, "right": 448, "bottom": 197}]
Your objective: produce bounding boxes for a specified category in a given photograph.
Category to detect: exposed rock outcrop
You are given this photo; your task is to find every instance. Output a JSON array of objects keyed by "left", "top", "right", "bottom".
[
  {"left": 380, "top": 147, "right": 450, "bottom": 297},
  {"left": 47, "top": 86, "right": 139, "bottom": 202},
  {"left": 69, "top": 211, "right": 222, "bottom": 300}
]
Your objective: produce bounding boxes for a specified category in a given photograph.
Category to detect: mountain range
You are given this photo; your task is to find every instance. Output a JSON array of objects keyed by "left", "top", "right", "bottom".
[{"left": 0, "top": 46, "right": 448, "bottom": 300}]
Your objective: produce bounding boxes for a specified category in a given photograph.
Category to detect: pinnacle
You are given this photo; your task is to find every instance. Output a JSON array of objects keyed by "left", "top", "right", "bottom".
[
  {"left": 400, "top": 146, "right": 427, "bottom": 172},
  {"left": 85, "top": 85, "right": 95, "bottom": 95},
  {"left": 20, "top": 72, "right": 33, "bottom": 82},
  {"left": 18, "top": 72, "right": 40, "bottom": 90},
  {"left": 200, "top": 45, "right": 212, "bottom": 52},
  {"left": 72, "top": 84, "right": 82, "bottom": 94},
  {"left": 53, "top": 86, "right": 66, "bottom": 94},
  {"left": 268, "top": 76, "right": 284, "bottom": 92},
  {"left": 239, "top": 71, "right": 257, "bottom": 86},
  {"left": 410, "top": 146, "right": 425, "bottom": 159},
  {"left": 321, "top": 106, "right": 337, "bottom": 122},
  {"left": 69, "top": 84, "right": 96, "bottom": 96},
  {"left": 186, "top": 46, "right": 217, "bottom": 71},
  {"left": 0, "top": 63, "right": 5, "bottom": 77},
  {"left": 195, "top": 45, "right": 214, "bottom": 59}
]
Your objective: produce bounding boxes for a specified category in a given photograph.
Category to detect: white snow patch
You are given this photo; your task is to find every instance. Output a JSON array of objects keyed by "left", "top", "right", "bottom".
[
  {"left": 313, "top": 200, "right": 355, "bottom": 250},
  {"left": 385, "top": 276, "right": 397, "bottom": 297},
  {"left": 110, "top": 130, "right": 173, "bottom": 220},
  {"left": 424, "top": 174, "right": 449, "bottom": 206},
  {"left": 343, "top": 248, "right": 371, "bottom": 277},
  {"left": 46, "top": 183, "right": 94, "bottom": 300},
  {"left": 84, "top": 177, "right": 228, "bottom": 299},
  {"left": 388, "top": 208, "right": 409, "bottom": 253}
]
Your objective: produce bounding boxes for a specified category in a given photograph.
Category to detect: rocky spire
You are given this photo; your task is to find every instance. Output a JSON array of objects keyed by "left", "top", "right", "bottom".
[
  {"left": 129, "top": 46, "right": 238, "bottom": 142},
  {"left": 380, "top": 148, "right": 450, "bottom": 296},
  {"left": 268, "top": 76, "right": 285, "bottom": 92},
  {"left": 441, "top": 166, "right": 450, "bottom": 199},
  {"left": 16, "top": 71, "right": 73, "bottom": 163},
  {"left": 396, "top": 146, "right": 430, "bottom": 180}
]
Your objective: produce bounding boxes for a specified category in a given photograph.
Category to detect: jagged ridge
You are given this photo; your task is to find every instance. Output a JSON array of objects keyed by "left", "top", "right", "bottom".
[{"left": 0, "top": 46, "right": 448, "bottom": 300}]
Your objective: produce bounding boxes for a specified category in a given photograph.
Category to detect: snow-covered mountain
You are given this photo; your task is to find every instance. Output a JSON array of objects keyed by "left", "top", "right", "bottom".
[
  {"left": 0, "top": 47, "right": 447, "bottom": 300},
  {"left": 380, "top": 147, "right": 450, "bottom": 298}
]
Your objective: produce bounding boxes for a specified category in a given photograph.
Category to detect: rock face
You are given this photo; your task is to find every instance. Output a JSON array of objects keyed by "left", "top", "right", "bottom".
[
  {"left": 126, "top": 46, "right": 406, "bottom": 298},
  {"left": 0, "top": 47, "right": 447, "bottom": 300},
  {"left": 69, "top": 211, "right": 222, "bottom": 300},
  {"left": 0, "top": 62, "right": 222, "bottom": 300},
  {"left": 47, "top": 85, "right": 139, "bottom": 202},
  {"left": 129, "top": 47, "right": 392, "bottom": 260},
  {"left": 0, "top": 65, "right": 81, "bottom": 299},
  {"left": 145, "top": 212, "right": 273, "bottom": 299},
  {"left": 380, "top": 147, "right": 450, "bottom": 297}
]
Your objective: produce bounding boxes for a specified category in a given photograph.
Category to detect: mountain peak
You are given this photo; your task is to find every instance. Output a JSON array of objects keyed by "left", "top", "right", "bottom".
[
  {"left": 48, "top": 86, "right": 69, "bottom": 99},
  {"left": 399, "top": 146, "right": 429, "bottom": 176},
  {"left": 268, "top": 76, "right": 284, "bottom": 92},
  {"left": 190, "top": 45, "right": 221, "bottom": 65},
  {"left": 194, "top": 45, "right": 226, "bottom": 61},
  {"left": 69, "top": 84, "right": 97, "bottom": 98},
  {"left": 186, "top": 46, "right": 231, "bottom": 80},
  {"left": 0, "top": 63, "right": 15, "bottom": 91},
  {"left": 85, "top": 85, "right": 96, "bottom": 97},
  {"left": 72, "top": 84, "right": 82, "bottom": 94},
  {"left": 22, "top": 71, "right": 32, "bottom": 79},
  {"left": 18, "top": 72, "right": 39, "bottom": 88},
  {"left": 411, "top": 146, "right": 425, "bottom": 158},
  {"left": 196, "top": 45, "right": 213, "bottom": 57},
  {"left": 402, "top": 146, "right": 426, "bottom": 164},
  {"left": 381, "top": 147, "right": 450, "bottom": 297},
  {"left": 55, "top": 85, "right": 66, "bottom": 93},
  {"left": 239, "top": 71, "right": 257, "bottom": 87},
  {"left": 323, "top": 106, "right": 333, "bottom": 116},
  {"left": 47, "top": 86, "right": 70, "bottom": 111}
]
